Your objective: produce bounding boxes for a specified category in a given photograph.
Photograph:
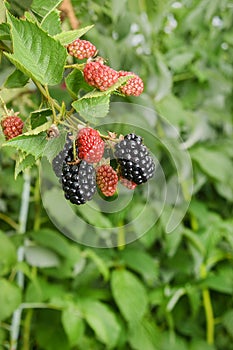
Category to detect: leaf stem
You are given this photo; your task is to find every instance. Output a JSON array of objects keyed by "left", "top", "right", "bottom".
[
  {"left": 200, "top": 263, "right": 215, "bottom": 345},
  {"left": 0, "top": 213, "right": 19, "bottom": 230},
  {"left": 0, "top": 94, "right": 9, "bottom": 114},
  {"left": 22, "top": 309, "right": 33, "bottom": 350}
]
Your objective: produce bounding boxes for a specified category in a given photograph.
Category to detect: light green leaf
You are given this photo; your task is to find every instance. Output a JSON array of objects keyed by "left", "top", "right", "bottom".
[
  {"left": 4, "top": 69, "right": 29, "bottom": 88},
  {"left": 15, "top": 153, "right": 35, "bottom": 178},
  {"left": 111, "top": 269, "right": 148, "bottom": 323},
  {"left": 43, "top": 131, "right": 67, "bottom": 162},
  {"left": 119, "top": 248, "right": 159, "bottom": 285},
  {"left": 61, "top": 302, "right": 85, "bottom": 347},
  {"left": 0, "top": 278, "right": 22, "bottom": 321},
  {"left": 5, "top": 13, "right": 67, "bottom": 85},
  {"left": 54, "top": 25, "right": 94, "bottom": 45},
  {"left": 81, "top": 299, "right": 121, "bottom": 348},
  {"left": 24, "top": 246, "right": 61, "bottom": 267},
  {"left": 29, "top": 229, "right": 70, "bottom": 258},
  {"left": 191, "top": 147, "right": 233, "bottom": 183},
  {"left": 41, "top": 9, "right": 62, "bottom": 36},
  {"left": 31, "top": 0, "right": 62, "bottom": 17},
  {"left": 3, "top": 134, "right": 47, "bottom": 159},
  {"left": 84, "top": 249, "right": 109, "bottom": 281},
  {"left": 24, "top": 121, "right": 52, "bottom": 136},
  {"left": 0, "top": 231, "right": 17, "bottom": 276},
  {"left": 128, "top": 318, "right": 160, "bottom": 350},
  {"left": 72, "top": 95, "right": 110, "bottom": 124}
]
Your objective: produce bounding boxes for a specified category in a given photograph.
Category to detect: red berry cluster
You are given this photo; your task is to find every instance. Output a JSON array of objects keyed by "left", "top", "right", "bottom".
[
  {"left": 67, "top": 39, "right": 96, "bottom": 60},
  {"left": 1, "top": 114, "right": 24, "bottom": 140},
  {"left": 66, "top": 38, "right": 144, "bottom": 96}
]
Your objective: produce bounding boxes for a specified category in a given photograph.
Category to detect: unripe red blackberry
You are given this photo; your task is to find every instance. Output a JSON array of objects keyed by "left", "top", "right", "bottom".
[
  {"left": 119, "top": 176, "right": 137, "bottom": 190},
  {"left": 114, "top": 133, "right": 155, "bottom": 185},
  {"left": 67, "top": 39, "right": 97, "bottom": 59},
  {"left": 76, "top": 127, "right": 105, "bottom": 163},
  {"left": 96, "top": 164, "right": 118, "bottom": 197},
  {"left": 118, "top": 71, "right": 144, "bottom": 96},
  {"left": 1, "top": 114, "right": 24, "bottom": 140},
  {"left": 83, "top": 61, "right": 119, "bottom": 91}
]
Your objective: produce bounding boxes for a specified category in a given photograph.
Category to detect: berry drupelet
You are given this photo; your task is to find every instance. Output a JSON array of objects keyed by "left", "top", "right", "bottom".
[
  {"left": 52, "top": 132, "right": 73, "bottom": 178},
  {"left": 114, "top": 133, "right": 155, "bottom": 185}
]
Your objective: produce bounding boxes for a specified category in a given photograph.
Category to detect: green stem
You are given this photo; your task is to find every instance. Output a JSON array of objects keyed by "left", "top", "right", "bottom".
[
  {"left": 117, "top": 221, "right": 125, "bottom": 250},
  {"left": 200, "top": 264, "right": 214, "bottom": 345},
  {"left": 0, "top": 212, "right": 19, "bottom": 230},
  {"left": 0, "top": 95, "right": 9, "bottom": 114},
  {"left": 22, "top": 309, "right": 33, "bottom": 350}
]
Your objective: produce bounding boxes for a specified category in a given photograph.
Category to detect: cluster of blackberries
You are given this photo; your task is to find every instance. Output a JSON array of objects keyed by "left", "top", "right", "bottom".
[{"left": 52, "top": 129, "right": 155, "bottom": 205}]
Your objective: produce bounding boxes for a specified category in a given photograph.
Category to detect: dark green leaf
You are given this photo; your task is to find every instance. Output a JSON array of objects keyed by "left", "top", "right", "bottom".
[
  {"left": 65, "top": 69, "right": 92, "bottom": 98},
  {"left": 4, "top": 69, "right": 29, "bottom": 88},
  {"left": 0, "top": 23, "right": 10, "bottom": 40},
  {"left": 5, "top": 13, "right": 67, "bottom": 85},
  {"left": 15, "top": 153, "right": 35, "bottom": 178}
]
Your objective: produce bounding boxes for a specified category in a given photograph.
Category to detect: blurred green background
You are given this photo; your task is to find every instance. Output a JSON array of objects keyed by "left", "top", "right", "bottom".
[{"left": 0, "top": 0, "right": 233, "bottom": 349}]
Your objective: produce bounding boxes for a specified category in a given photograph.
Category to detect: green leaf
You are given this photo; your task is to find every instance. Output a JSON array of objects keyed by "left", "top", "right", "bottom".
[
  {"left": 41, "top": 9, "right": 62, "bottom": 36},
  {"left": 3, "top": 134, "right": 47, "bottom": 159},
  {"left": 128, "top": 318, "right": 160, "bottom": 350},
  {"left": 72, "top": 95, "right": 110, "bottom": 124},
  {"left": 0, "top": 231, "right": 17, "bottom": 276},
  {"left": 29, "top": 229, "right": 70, "bottom": 258},
  {"left": 31, "top": 0, "right": 62, "bottom": 17},
  {"left": 201, "top": 267, "right": 233, "bottom": 294},
  {"left": 4, "top": 69, "right": 29, "bottom": 88},
  {"left": 0, "top": 23, "right": 10, "bottom": 40},
  {"left": 5, "top": 13, "right": 67, "bottom": 85},
  {"left": 15, "top": 153, "right": 35, "bottom": 178},
  {"left": 54, "top": 25, "right": 94, "bottom": 45},
  {"left": 0, "top": 278, "right": 21, "bottom": 321},
  {"left": 24, "top": 121, "right": 52, "bottom": 136},
  {"left": 65, "top": 69, "right": 92, "bottom": 98},
  {"left": 222, "top": 309, "right": 233, "bottom": 337},
  {"left": 61, "top": 302, "right": 85, "bottom": 347},
  {"left": 29, "top": 108, "right": 52, "bottom": 129},
  {"left": 84, "top": 249, "right": 110, "bottom": 281},
  {"left": 24, "top": 245, "right": 61, "bottom": 267},
  {"left": 81, "top": 299, "right": 121, "bottom": 348},
  {"left": 43, "top": 131, "right": 67, "bottom": 162},
  {"left": 119, "top": 248, "right": 159, "bottom": 285},
  {"left": 111, "top": 269, "right": 148, "bottom": 323},
  {"left": 191, "top": 147, "right": 233, "bottom": 183}
]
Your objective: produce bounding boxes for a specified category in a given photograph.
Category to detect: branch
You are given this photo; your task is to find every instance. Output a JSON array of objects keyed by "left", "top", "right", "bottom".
[{"left": 59, "top": 0, "right": 80, "bottom": 29}]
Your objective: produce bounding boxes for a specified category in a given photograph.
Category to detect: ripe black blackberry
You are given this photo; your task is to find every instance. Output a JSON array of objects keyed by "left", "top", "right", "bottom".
[
  {"left": 114, "top": 133, "right": 155, "bottom": 185},
  {"left": 61, "top": 152, "right": 96, "bottom": 205},
  {"left": 52, "top": 133, "right": 73, "bottom": 178}
]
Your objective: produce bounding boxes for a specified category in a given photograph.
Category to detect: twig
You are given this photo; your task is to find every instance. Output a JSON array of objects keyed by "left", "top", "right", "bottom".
[{"left": 59, "top": 0, "right": 80, "bottom": 29}]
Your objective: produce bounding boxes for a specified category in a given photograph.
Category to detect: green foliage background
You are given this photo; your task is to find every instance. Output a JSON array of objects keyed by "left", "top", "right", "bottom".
[{"left": 0, "top": 0, "right": 233, "bottom": 349}]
